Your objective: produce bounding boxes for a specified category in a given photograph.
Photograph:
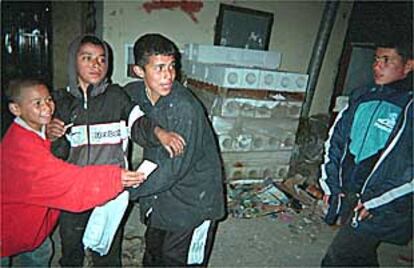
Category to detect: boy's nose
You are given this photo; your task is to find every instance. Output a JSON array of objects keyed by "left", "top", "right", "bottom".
[
  {"left": 372, "top": 60, "right": 385, "bottom": 70},
  {"left": 91, "top": 58, "right": 101, "bottom": 68},
  {"left": 163, "top": 69, "right": 174, "bottom": 80},
  {"left": 42, "top": 102, "right": 54, "bottom": 113}
]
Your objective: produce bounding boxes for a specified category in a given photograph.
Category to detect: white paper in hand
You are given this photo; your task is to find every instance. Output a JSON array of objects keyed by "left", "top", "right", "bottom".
[{"left": 133, "top": 160, "right": 158, "bottom": 188}]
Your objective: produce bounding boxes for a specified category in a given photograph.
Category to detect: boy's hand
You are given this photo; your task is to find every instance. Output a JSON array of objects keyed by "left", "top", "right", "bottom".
[
  {"left": 322, "top": 193, "right": 345, "bottom": 213},
  {"left": 154, "top": 127, "right": 186, "bottom": 158},
  {"left": 46, "top": 118, "right": 66, "bottom": 141},
  {"left": 354, "top": 200, "right": 372, "bottom": 221},
  {"left": 120, "top": 170, "right": 147, "bottom": 188}
]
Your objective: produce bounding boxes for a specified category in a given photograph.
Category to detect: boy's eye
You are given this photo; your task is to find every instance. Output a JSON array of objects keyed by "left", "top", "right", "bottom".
[
  {"left": 82, "top": 55, "right": 92, "bottom": 61},
  {"left": 374, "top": 55, "right": 393, "bottom": 64},
  {"left": 155, "top": 64, "right": 175, "bottom": 72},
  {"left": 97, "top": 57, "right": 106, "bottom": 64}
]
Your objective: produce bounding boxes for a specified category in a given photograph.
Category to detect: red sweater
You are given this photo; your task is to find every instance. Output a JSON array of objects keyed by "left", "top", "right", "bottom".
[{"left": 1, "top": 123, "right": 123, "bottom": 257}]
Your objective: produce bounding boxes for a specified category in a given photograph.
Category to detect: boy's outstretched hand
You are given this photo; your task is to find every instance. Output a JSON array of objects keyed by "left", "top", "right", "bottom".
[{"left": 121, "top": 170, "right": 146, "bottom": 188}]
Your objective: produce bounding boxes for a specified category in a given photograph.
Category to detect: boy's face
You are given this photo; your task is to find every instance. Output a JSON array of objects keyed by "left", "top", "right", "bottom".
[
  {"left": 9, "top": 84, "right": 55, "bottom": 132},
  {"left": 76, "top": 42, "right": 107, "bottom": 92},
  {"left": 133, "top": 54, "right": 176, "bottom": 104},
  {"left": 372, "top": 48, "right": 411, "bottom": 85}
]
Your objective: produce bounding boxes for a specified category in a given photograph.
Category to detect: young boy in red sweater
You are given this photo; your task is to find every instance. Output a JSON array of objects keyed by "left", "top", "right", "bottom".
[{"left": 0, "top": 79, "right": 145, "bottom": 266}]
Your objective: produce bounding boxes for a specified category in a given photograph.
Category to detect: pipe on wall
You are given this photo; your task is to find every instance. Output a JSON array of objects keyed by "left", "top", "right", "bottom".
[{"left": 301, "top": 0, "right": 339, "bottom": 118}]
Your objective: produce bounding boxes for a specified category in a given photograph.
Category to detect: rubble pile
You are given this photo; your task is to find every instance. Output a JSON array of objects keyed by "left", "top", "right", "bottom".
[
  {"left": 227, "top": 178, "right": 288, "bottom": 218},
  {"left": 179, "top": 44, "right": 332, "bottom": 221},
  {"left": 226, "top": 175, "right": 326, "bottom": 220}
]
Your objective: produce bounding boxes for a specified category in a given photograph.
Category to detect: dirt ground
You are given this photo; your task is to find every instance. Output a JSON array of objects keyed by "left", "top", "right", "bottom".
[
  {"left": 50, "top": 204, "right": 413, "bottom": 267},
  {"left": 208, "top": 215, "right": 413, "bottom": 267}
]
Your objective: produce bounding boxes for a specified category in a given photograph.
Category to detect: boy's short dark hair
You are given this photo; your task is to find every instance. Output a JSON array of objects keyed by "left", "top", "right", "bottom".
[
  {"left": 376, "top": 40, "right": 413, "bottom": 62},
  {"left": 5, "top": 78, "right": 47, "bottom": 103},
  {"left": 79, "top": 35, "right": 105, "bottom": 50},
  {"left": 133, "top": 34, "right": 180, "bottom": 68}
]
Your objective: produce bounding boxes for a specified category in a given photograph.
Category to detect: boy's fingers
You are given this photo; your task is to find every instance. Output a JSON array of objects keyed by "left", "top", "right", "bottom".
[
  {"left": 47, "top": 119, "right": 66, "bottom": 135},
  {"left": 354, "top": 200, "right": 363, "bottom": 211},
  {"left": 174, "top": 133, "right": 186, "bottom": 146},
  {"left": 164, "top": 145, "right": 174, "bottom": 158},
  {"left": 323, "top": 195, "right": 330, "bottom": 206},
  {"left": 122, "top": 171, "right": 147, "bottom": 187},
  {"left": 171, "top": 141, "right": 182, "bottom": 154},
  {"left": 50, "top": 118, "right": 65, "bottom": 127},
  {"left": 170, "top": 134, "right": 185, "bottom": 155},
  {"left": 358, "top": 207, "right": 371, "bottom": 221}
]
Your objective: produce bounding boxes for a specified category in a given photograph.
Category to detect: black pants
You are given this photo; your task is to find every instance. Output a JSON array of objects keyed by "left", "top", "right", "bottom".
[
  {"left": 321, "top": 224, "right": 381, "bottom": 267},
  {"left": 59, "top": 210, "right": 123, "bottom": 267},
  {"left": 143, "top": 221, "right": 217, "bottom": 267}
]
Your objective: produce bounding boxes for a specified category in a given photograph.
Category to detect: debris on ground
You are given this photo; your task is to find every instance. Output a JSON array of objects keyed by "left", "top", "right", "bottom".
[{"left": 227, "top": 178, "right": 289, "bottom": 219}]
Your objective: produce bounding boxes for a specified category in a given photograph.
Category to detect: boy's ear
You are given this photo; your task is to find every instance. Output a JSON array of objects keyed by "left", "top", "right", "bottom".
[
  {"left": 132, "top": 65, "right": 145, "bottom": 78},
  {"left": 8, "top": 102, "right": 21, "bottom": 117},
  {"left": 404, "top": 59, "right": 414, "bottom": 74}
]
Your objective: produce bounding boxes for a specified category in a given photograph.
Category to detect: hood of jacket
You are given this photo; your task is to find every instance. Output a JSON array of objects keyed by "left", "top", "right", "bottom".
[{"left": 67, "top": 34, "right": 109, "bottom": 99}]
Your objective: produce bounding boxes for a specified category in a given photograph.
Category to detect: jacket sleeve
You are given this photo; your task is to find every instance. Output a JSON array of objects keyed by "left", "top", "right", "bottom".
[
  {"left": 319, "top": 104, "right": 352, "bottom": 196},
  {"left": 50, "top": 89, "right": 71, "bottom": 160},
  {"left": 130, "top": 112, "right": 159, "bottom": 147},
  {"left": 120, "top": 85, "right": 160, "bottom": 147},
  {"left": 128, "top": 101, "right": 201, "bottom": 199},
  {"left": 19, "top": 141, "right": 123, "bottom": 212}
]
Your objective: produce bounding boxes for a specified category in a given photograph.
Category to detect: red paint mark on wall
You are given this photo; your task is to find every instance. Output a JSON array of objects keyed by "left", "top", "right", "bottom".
[{"left": 142, "top": 0, "right": 203, "bottom": 23}]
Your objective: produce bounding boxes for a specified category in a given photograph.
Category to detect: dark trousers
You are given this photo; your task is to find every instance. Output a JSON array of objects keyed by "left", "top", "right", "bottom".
[
  {"left": 321, "top": 224, "right": 381, "bottom": 267},
  {"left": 59, "top": 210, "right": 123, "bottom": 267},
  {"left": 143, "top": 221, "right": 217, "bottom": 267}
]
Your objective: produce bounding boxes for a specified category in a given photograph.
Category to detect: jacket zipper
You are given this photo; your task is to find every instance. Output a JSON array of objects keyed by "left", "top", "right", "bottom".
[{"left": 83, "top": 90, "right": 91, "bottom": 165}]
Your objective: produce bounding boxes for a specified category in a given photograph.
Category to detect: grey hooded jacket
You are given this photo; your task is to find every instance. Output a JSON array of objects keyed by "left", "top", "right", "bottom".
[{"left": 51, "top": 35, "right": 156, "bottom": 167}]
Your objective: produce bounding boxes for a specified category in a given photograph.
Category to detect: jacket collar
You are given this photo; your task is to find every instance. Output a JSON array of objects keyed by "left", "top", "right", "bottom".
[
  {"left": 382, "top": 73, "right": 413, "bottom": 92},
  {"left": 14, "top": 117, "right": 46, "bottom": 140}
]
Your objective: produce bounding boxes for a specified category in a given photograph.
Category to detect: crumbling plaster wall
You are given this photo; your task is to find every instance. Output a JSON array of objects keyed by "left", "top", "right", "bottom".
[{"left": 102, "top": 1, "right": 353, "bottom": 116}]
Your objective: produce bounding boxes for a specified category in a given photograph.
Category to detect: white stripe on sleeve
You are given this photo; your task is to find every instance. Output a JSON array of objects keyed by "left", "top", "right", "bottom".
[
  {"left": 364, "top": 179, "right": 414, "bottom": 210},
  {"left": 128, "top": 105, "right": 145, "bottom": 129}
]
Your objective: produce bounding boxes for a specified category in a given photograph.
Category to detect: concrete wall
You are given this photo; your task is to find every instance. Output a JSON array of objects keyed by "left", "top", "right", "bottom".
[
  {"left": 51, "top": 1, "right": 84, "bottom": 89},
  {"left": 102, "top": 0, "right": 352, "bottom": 115}
]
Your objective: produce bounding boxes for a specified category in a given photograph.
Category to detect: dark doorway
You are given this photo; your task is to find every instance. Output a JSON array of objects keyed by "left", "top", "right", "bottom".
[{"left": 1, "top": 1, "right": 53, "bottom": 137}]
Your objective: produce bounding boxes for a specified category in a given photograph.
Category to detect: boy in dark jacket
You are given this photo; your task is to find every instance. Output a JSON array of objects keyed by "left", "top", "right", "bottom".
[
  {"left": 1, "top": 79, "right": 145, "bottom": 266},
  {"left": 124, "top": 33, "right": 226, "bottom": 267},
  {"left": 46, "top": 35, "right": 184, "bottom": 267},
  {"left": 320, "top": 41, "right": 413, "bottom": 267}
]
